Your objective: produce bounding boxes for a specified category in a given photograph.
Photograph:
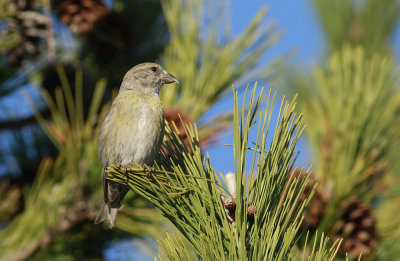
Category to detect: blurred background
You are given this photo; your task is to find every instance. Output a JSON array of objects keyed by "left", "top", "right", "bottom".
[{"left": 1, "top": 0, "right": 400, "bottom": 260}]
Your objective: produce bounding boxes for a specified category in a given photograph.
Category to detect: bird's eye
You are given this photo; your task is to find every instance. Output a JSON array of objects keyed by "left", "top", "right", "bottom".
[{"left": 151, "top": 66, "right": 157, "bottom": 72}]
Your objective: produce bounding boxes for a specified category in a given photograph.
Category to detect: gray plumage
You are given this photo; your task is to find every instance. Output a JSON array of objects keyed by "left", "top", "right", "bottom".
[{"left": 95, "top": 63, "right": 178, "bottom": 228}]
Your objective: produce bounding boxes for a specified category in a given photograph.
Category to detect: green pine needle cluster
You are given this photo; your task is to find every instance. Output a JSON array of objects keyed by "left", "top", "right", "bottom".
[{"left": 313, "top": 0, "right": 400, "bottom": 55}]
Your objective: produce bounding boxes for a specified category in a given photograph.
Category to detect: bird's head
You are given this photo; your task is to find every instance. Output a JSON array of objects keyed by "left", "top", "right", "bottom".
[{"left": 120, "top": 63, "right": 178, "bottom": 94}]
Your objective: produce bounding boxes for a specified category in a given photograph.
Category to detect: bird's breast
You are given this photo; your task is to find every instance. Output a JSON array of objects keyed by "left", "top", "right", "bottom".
[{"left": 98, "top": 91, "right": 165, "bottom": 167}]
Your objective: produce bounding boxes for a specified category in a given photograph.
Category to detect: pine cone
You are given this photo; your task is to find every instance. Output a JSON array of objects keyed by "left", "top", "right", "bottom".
[
  {"left": 287, "top": 169, "right": 331, "bottom": 231},
  {"left": 220, "top": 195, "right": 236, "bottom": 223},
  {"left": 333, "top": 197, "right": 377, "bottom": 259},
  {"left": 1, "top": 0, "right": 47, "bottom": 67},
  {"left": 57, "top": 0, "right": 108, "bottom": 34},
  {"left": 163, "top": 108, "right": 194, "bottom": 157}
]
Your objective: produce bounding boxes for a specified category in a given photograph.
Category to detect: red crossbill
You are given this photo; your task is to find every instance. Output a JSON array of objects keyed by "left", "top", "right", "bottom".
[{"left": 95, "top": 63, "right": 178, "bottom": 228}]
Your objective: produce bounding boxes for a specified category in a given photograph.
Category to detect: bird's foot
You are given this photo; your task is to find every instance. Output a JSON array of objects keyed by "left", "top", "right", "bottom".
[
  {"left": 144, "top": 164, "right": 155, "bottom": 174},
  {"left": 117, "top": 165, "right": 129, "bottom": 180}
]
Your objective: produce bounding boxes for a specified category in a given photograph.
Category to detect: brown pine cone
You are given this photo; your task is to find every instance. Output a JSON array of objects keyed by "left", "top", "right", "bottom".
[
  {"left": 333, "top": 197, "right": 377, "bottom": 259},
  {"left": 57, "top": 0, "right": 108, "bottom": 34},
  {"left": 286, "top": 169, "right": 331, "bottom": 231},
  {"left": 1, "top": 0, "right": 47, "bottom": 67},
  {"left": 220, "top": 195, "right": 236, "bottom": 223},
  {"left": 162, "top": 108, "right": 194, "bottom": 157}
]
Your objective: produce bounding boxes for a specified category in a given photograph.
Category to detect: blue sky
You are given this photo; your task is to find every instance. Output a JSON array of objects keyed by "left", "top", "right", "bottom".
[{"left": 231, "top": 0, "right": 323, "bottom": 63}]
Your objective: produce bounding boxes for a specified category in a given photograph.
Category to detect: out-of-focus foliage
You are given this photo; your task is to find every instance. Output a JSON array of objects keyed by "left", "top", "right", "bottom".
[
  {"left": 282, "top": 46, "right": 400, "bottom": 260},
  {"left": 313, "top": 0, "right": 400, "bottom": 55},
  {"left": 299, "top": 47, "right": 400, "bottom": 200},
  {"left": 279, "top": 0, "right": 400, "bottom": 258}
]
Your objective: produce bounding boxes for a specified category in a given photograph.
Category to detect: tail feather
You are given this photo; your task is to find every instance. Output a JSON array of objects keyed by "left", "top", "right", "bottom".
[
  {"left": 95, "top": 171, "right": 129, "bottom": 228},
  {"left": 94, "top": 203, "right": 107, "bottom": 224},
  {"left": 94, "top": 202, "right": 118, "bottom": 228},
  {"left": 108, "top": 208, "right": 118, "bottom": 228}
]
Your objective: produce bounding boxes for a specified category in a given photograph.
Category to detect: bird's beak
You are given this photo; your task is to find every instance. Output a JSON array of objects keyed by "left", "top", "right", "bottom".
[{"left": 161, "top": 71, "right": 179, "bottom": 85}]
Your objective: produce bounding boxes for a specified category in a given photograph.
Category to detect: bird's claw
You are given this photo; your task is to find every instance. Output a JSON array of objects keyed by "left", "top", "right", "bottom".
[
  {"left": 144, "top": 164, "right": 155, "bottom": 174},
  {"left": 117, "top": 165, "right": 129, "bottom": 179}
]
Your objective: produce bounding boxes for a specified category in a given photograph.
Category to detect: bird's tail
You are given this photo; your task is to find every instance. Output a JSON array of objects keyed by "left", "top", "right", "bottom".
[{"left": 94, "top": 202, "right": 118, "bottom": 228}]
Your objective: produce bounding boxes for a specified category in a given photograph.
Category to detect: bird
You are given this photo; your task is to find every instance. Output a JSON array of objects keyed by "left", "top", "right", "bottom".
[{"left": 95, "top": 62, "right": 178, "bottom": 228}]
